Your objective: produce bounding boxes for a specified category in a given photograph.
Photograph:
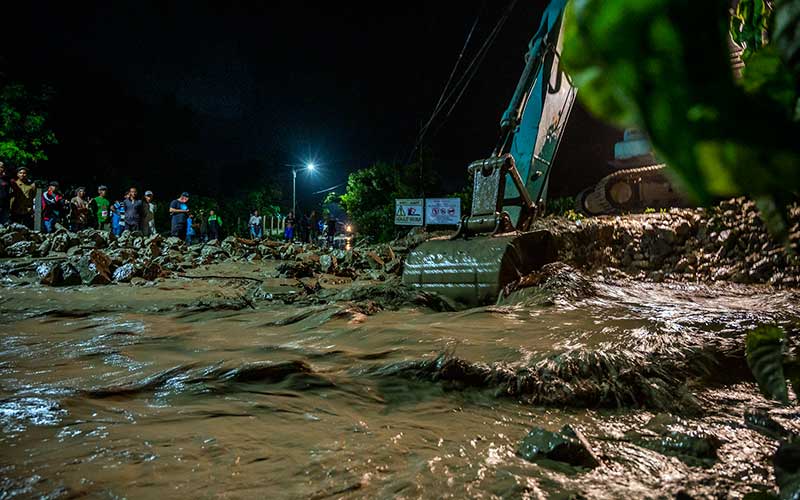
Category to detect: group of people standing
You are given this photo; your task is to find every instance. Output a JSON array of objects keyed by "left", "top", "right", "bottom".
[
  {"left": 269, "top": 209, "right": 337, "bottom": 245},
  {"left": 38, "top": 183, "right": 158, "bottom": 235},
  {"left": 1, "top": 161, "right": 337, "bottom": 246}
]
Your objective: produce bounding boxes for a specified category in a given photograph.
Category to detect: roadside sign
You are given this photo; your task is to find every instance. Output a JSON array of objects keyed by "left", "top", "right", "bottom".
[
  {"left": 395, "top": 199, "right": 424, "bottom": 226},
  {"left": 425, "top": 198, "right": 461, "bottom": 225}
]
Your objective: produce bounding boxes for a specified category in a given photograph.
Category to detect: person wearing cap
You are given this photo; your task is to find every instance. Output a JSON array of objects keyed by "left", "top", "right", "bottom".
[
  {"left": 10, "top": 167, "right": 36, "bottom": 228},
  {"left": 122, "top": 187, "right": 144, "bottom": 233},
  {"left": 143, "top": 190, "right": 156, "bottom": 236},
  {"left": 91, "top": 185, "right": 112, "bottom": 232},
  {"left": 41, "top": 181, "right": 65, "bottom": 233},
  {"left": 169, "top": 192, "right": 190, "bottom": 238},
  {"left": 70, "top": 187, "right": 91, "bottom": 232},
  {"left": 0, "top": 162, "right": 10, "bottom": 225}
]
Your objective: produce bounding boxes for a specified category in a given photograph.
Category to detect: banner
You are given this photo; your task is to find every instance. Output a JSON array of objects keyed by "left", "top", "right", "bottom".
[
  {"left": 425, "top": 198, "right": 461, "bottom": 225},
  {"left": 395, "top": 199, "right": 424, "bottom": 226}
]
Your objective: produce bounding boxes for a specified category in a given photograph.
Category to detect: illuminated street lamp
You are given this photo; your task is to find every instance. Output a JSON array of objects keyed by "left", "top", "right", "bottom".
[{"left": 291, "top": 162, "right": 316, "bottom": 215}]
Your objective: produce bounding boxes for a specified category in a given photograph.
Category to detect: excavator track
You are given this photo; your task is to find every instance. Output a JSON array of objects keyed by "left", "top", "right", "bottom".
[{"left": 577, "top": 163, "right": 685, "bottom": 215}]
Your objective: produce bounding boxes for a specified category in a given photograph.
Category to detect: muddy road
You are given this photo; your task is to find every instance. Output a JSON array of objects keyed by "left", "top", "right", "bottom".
[{"left": 1, "top": 260, "right": 799, "bottom": 498}]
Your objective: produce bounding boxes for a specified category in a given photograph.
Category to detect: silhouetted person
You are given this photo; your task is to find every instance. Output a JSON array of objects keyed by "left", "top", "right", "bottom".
[
  {"left": 325, "top": 215, "right": 337, "bottom": 247},
  {"left": 10, "top": 167, "right": 36, "bottom": 228},
  {"left": 309, "top": 210, "right": 320, "bottom": 244},
  {"left": 122, "top": 187, "right": 144, "bottom": 233},
  {"left": 111, "top": 198, "right": 125, "bottom": 236},
  {"left": 143, "top": 190, "right": 156, "bottom": 236},
  {"left": 249, "top": 210, "right": 263, "bottom": 240},
  {"left": 169, "top": 192, "right": 190, "bottom": 238},
  {"left": 284, "top": 211, "right": 295, "bottom": 241},
  {"left": 0, "top": 162, "right": 10, "bottom": 225},
  {"left": 199, "top": 209, "right": 208, "bottom": 242},
  {"left": 186, "top": 212, "right": 197, "bottom": 244},
  {"left": 41, "top": 181, "right": 65, "bottom": 233},
  {"left": 207, "top": 209, "right": 222, "bottom": 241},
  {"left": 70, "top": 187, "right": 90, "bottom": 232},
  {"left": 91, "top": 185, "right": 112, "bottom": 231}
]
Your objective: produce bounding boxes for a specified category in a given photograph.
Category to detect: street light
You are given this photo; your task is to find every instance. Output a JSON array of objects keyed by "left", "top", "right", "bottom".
[{"left": 291, "top": 163, "right": 316, "bottom": 215}]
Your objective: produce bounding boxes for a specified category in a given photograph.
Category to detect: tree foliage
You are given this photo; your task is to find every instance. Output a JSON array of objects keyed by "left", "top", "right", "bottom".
[
  {"left": 333, "top": 161, "right": 439, "bottom": 242},
  {"left": 0, "top": 82, "right": 58, "bottom": 167},
  {"left": 562, "top": 0, "right": 800, "bottom": 233}
]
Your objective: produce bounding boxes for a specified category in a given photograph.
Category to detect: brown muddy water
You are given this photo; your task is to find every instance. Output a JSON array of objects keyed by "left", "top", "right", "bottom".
[{"left": 1, "top": 262, "right": 799, "bottom": 499}]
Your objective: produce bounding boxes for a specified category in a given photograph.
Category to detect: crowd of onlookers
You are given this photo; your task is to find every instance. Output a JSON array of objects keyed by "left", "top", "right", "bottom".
[{"left": 0, "top": 161, "right": 340, "bottom": 245}]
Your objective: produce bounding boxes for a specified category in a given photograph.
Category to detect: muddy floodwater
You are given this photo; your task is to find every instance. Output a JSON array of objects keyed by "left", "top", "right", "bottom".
[{"left": 1, "top": 261, "right": 799, "bottom": 498}]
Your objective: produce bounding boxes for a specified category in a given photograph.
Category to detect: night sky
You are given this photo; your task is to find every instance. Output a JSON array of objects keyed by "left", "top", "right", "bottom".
[{"left": 3, "top": 0, "right": 619, "bottom": 207}]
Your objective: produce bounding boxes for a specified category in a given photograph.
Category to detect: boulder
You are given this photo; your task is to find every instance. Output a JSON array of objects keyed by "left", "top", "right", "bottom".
[
  {"left": 517, "top": 425, "right": 601, "bottom": 469},
  {"left": 139, "top": 261, "right": 163, "bottom": 281},
  {"left": 0, "top": 226, "right": 30, "bottom": 247},
  {"left": 40, "top": 262, "right": 83, "bottom": 287},
  {"left": 365, "top": 251, "right": 385, "bottom": 269},
  {"left": 76, "top": 249, "right": 114, "bottom": 285},
  {"left": 277, "top": 261, "right": 316, "bottom": 279},
  {"left": 6, "top": 241, "right": 35, "bottom": 258},
  {"left": 36, "top": 239, "right": 52, "bottom": 257},
  {"left": 113, "top": 263, "right": 137, "bottom": 283},
  {"left": 320, "top": 254, "right": 337, "bottom": 274}
]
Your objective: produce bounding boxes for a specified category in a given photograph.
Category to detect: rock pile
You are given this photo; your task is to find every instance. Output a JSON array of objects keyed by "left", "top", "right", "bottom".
[
  {"left": 0, "top": 222, "right": 410, "bottom": 287},
  {"left": 535, "top": 198, "right": 800, "bottom": 287},
  {"left": 1, "top": 197, "right": 798, "bottom": 289}
]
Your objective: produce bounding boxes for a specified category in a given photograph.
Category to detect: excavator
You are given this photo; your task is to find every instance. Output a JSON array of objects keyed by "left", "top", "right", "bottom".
[{"left": 402, "top": 0, "right": 685, "bottom": 307}]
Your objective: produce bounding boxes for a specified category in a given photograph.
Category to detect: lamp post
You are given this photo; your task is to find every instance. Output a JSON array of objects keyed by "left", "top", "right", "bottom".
[{"left": 292, "top": 162, "right": 316, "bottom": 215}]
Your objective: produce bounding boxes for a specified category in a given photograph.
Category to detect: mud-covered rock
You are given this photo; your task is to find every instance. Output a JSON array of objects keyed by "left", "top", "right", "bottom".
[
  {"left": 139, "top": 261, "right": 163, "bottom": 281},
  {"left": 745, "top": 409, "right": 793, "bottom": 440},
  {"left": 40, "top": 262, "right": 83, "bottom": 287},
  {"left": 6, "top": 240, "right": 36, "bottom": 258},
  {"left": 517, "top": 425, "right": 600, "bottom": 469},
  {"left": 0, "top": 225, "right": 31, "bottom": 247},
  {"left": 113, "top": 263, "right": 138, "bottom": 283},
  {"left": 631, "top": 431, "right": 722, "bottom": 465},
  {"left": 50, "top": 230, "right": 80, "bottom": 253},
  {"left": 319, "top": 254, "right": 337, "bottom": 274},
  {"left": 75, "top": 249, "right": 114, "bottom": 285},
  {"left": 277, "top": 261, "right": 316, "bottom": 279}
]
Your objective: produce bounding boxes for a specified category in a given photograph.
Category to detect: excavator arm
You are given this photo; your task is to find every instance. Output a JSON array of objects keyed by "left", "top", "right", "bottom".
[{"left": 403, "top": 0, "right": 574, "bottom": 306}]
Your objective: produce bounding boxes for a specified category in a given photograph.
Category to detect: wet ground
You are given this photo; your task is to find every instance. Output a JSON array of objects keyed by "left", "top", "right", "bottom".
[{"left": 1, "top": 261, "right": 799, "bottom": 498}]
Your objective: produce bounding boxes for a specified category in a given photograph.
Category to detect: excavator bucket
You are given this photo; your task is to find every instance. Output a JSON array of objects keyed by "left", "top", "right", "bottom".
[{"left": 402, "top": 231, "right": 557, "bottom": 307}]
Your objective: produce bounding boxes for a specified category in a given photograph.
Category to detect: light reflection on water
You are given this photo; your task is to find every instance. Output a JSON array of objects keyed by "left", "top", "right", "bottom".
[{"left": 0, "top": 275, "right": 797, "bottom": 498}]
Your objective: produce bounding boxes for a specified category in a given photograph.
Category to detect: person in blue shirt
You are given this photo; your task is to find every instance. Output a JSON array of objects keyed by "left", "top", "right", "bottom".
[
  {"left": 111, "top": 198, "right": 126, "bottom": 236},
  {"left": 186, "top": 213, "right": 196, "bottom": 244},
  {"left": 169, "top": 192, "right": 190, "bottom": 238}
]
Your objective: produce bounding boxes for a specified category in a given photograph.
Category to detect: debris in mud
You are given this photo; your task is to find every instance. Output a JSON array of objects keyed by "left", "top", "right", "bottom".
[
  {"left": 499, "top": 262, "right": 595, "bottom": 305},
  {"left": 1, "top": 198, "right": 798, "bottom": 303},
  {"left": 38, "top": 262, "right": 82, "bottom": 287},
  {"left": 745, "top": 409, "right": 795, "bottom": 440},
  {"left": 533, "top": 198, "right": 800, "bottom": 287},
  {"left": 365, "top": 349, "right": 704, "bottom": 411},
  {"left": 517, "top": 425, "right": 601, "bottom": 469},
  {"left": 629, "top": 430, "right": 723, "bottom": 466}
]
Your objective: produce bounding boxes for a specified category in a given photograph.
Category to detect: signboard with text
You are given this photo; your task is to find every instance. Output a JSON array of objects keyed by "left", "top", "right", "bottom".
[
  {"left": 394, "top": 199, "right": 424, "bottom": 226},
  {"left": 425, "top": 198, "right": 461, "bottom": 225}
]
